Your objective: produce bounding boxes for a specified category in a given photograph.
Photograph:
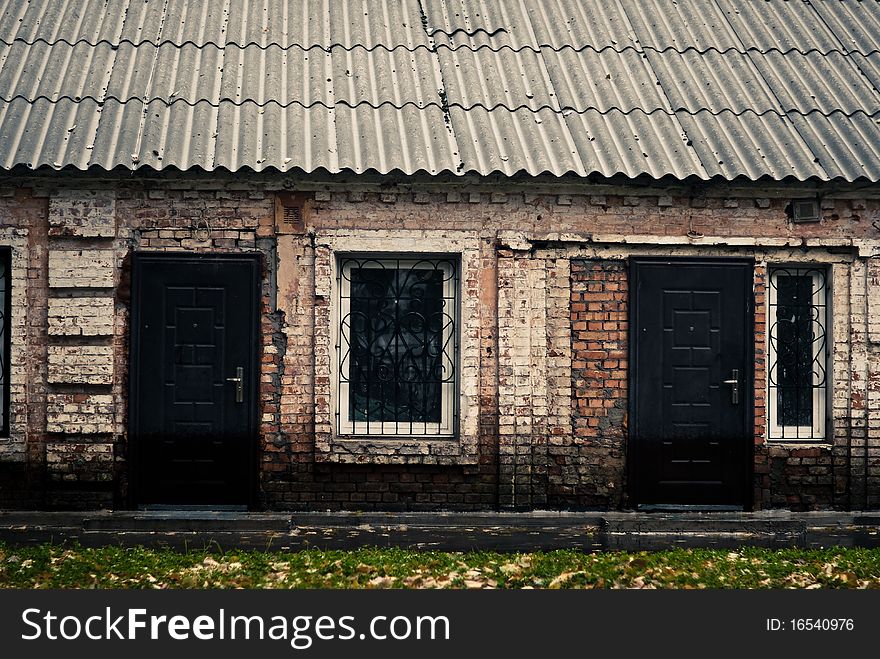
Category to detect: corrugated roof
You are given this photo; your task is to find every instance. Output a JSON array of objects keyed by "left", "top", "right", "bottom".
[
  {"left": 0, "top": 0, "right": 432, "bottom": 49},
  {"left": 811, "top": 0, "right": 880, "bottom": 56},
  {"left": 0, "top": 0, "right": 879, "bottom": 182}
]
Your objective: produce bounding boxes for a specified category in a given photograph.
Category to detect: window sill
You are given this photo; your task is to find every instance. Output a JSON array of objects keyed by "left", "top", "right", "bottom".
[
  {"left": 763, "top": 439, "right": 832, "bottom": 448},
  {"left": 315, "top": 434, "right": 477, "bottom": 465},
  {"left": 763, "top": 439, "right": 834, "bottom": 453}
]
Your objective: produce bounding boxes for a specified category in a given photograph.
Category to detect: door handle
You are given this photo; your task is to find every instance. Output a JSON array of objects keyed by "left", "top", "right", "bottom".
[
  {"left": 722, "top": 369, "right": 739, "bottom": 405},
  {"left": 226, "top": 366, "right": 244, "bottom": 403}
]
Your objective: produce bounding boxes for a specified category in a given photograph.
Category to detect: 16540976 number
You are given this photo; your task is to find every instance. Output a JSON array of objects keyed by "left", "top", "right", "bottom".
[{"left": 790, "top": 619, "right": 854, "bottom": 631}]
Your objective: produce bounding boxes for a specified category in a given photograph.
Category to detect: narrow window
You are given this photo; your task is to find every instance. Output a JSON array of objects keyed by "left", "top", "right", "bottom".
[
  {"left": 767, "top": 265, "right": 828, "bottom": 440},
  {"left": 0, "top": 248, "right": 9, "bottom": 437},
  {"left": 336, "top": 256, "right": 458, "bottom": 436}
]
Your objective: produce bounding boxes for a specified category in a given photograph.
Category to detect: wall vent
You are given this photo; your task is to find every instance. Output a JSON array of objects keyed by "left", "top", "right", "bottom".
[
  {"left": 275, "top": 193, "right": 309, "bottom": 234},
  {"left": 791, "top": 199, "right": 820, "bottom": 223}
]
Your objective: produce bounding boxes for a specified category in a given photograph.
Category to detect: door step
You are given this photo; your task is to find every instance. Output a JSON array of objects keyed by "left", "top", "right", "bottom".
[
  {"left": 637, "top": 504, "right": 744, "bottom": 512},
  {"left": 601, "top": 516, "right": 805, "bottom": 535},
  {"left": 83, "top": 512, "right": 291, "bottom": 532}
]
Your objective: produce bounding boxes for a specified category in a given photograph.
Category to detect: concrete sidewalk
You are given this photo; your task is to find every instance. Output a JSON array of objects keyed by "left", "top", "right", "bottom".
[{"left": 1, "top": 510, "right": 879, "bottom": 551}]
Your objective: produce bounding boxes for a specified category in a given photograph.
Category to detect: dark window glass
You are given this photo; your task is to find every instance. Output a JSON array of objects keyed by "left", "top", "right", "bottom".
[{"left": 775, "top": 275, "right": 814, "bottom": 426}]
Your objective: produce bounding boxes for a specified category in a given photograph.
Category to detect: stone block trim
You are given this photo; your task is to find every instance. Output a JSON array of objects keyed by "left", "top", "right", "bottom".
[
  {"left": 497, "top": 251, "right": 550, "bottom": 508},
  {"left": 843, "top": 257, "right": 879, "bottom": 510},
  {"left": 565, "top": 259, "right": 628, "bottom": 509},
  {"left": 46, "top": 442, "right": 114, "bottom": 482},
  {"left": 546, "top": 257, "right": 574, "bottom": 498},
  {"left": 867, "top": 258, "right": 880, "bottom": 507},
  {"left": 46, "top": 393, "right": 114, "bottom": 434},
  {"left": 48, "top": 249, "right": 114, "bottom": 288},
  {"left": 48, "top": 190, "right": 116, "bottom": 238},
  {"left": 47, "top": 346, "right": 114, "bottom": 385},
  {"left": 48, "top": 297, "right": 114, "bottom": 336},
  {"left": 138, "top": 228, "right": 259, "bottom": 251}
]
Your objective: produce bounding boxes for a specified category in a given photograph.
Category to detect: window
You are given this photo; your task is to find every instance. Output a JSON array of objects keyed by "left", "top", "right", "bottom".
[
  {"left": 0, "top": 248, "right": 8, "bottom": 437},
  {"left": 767, "top": 265, "right": 829, "bottom": 440},
  {"left": 336, "top": 255, "right": 459, "bottom": 436}
]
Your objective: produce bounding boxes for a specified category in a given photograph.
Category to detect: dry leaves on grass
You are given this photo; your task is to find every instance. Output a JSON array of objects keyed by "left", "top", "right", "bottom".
[
  {"left": 367, "top": 576, "right": 397, "bottom": 588},
  {"left": 548, "top": 571, "right": 586, "bottom": 589}
]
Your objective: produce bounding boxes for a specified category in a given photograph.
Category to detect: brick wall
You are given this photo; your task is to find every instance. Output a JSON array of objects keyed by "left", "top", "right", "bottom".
[
  {"left": 48, "top": 297, "right": 114, "bottom": 336},
  {"left": 563, "top": 260, "right": 628, "bottom": 509},
  {"left": 0, "top": 190, "right": 44, "bottom": 507},
  {"left": 867, "top": 259, "right": 880, "bottom": 508},
  {"left": 0, "top": 174, "right": 879, "bottom": 511},
  {"left": 42, "top": 190, "right": 116, "bottom": 507}
]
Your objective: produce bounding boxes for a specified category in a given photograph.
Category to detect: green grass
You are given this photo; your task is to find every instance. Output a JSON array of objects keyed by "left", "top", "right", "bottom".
[{"left": 2, "top": 543, "right": 880, "bottom": 588}]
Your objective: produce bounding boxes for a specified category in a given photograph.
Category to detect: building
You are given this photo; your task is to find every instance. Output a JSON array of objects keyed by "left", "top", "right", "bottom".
[{"left": 0, "top": 0, "right": 879, "bottom": 512}]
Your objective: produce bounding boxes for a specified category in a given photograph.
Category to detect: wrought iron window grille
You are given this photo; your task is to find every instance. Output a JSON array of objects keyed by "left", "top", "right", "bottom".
[
  {"left": 335, "top": 256, "right": 459, "bottom": 437},
  {"left": 767, "top": 265, "right": 829, "bottom": 441},
  {"left": 0, "top": 248, "right": 9, "bottom": 437}
]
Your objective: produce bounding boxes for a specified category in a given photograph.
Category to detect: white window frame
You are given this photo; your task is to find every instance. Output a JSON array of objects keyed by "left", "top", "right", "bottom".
[
  {"left": 335, "top": 256, "right": 458, "bottom": 438},
  {"left": 767, "top": 266, "right": 829, "bottom": 441}
]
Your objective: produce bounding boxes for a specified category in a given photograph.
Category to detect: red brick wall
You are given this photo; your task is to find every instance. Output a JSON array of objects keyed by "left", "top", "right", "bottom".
[{"left": 561, "top": 260, "right": 628, "bottom": 509}]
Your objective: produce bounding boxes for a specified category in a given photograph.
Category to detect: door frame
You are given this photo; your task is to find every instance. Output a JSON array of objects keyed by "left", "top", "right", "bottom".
[
  {"left": 127, "top": 251, "right": 262, "bottom": 509},
  {"left": 627, "top": 256, "right": 755, "bottom": 510}
]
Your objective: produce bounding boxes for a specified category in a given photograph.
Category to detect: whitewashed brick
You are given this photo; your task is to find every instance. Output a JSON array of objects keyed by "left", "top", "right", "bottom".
[
  {"left": 46, "top": 442, "right": 114, "bottom": 481},
  {"left": 47, "top": 346, "right": 114, "bottom": 384},
  {"left": 49, "top": 250, "right": 114, "bottom": 288},
  {"left": 48, "top": 297, "right": 114, "bottom": 336},
  {"left": 46, "top": 394, "right": 114, "bottom": 434},
  {"left": 48, "top": 190, "right": 115, "bottom": 238}
]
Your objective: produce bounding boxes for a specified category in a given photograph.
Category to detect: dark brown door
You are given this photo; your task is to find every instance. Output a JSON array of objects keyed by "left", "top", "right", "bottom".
[
  {"left": 630, "top": 259, "right": 753, "bottom": 508},
  {"left": 130, "top": 253, "right": 260, "bottom": 507}
]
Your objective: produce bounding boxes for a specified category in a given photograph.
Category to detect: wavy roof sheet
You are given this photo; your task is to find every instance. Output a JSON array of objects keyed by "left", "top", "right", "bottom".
[{"left": 0, "top": 0, "right": 878, "bottom": 181}]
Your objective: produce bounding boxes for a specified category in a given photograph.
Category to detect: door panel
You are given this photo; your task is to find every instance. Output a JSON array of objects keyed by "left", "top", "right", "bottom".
[
  {"left": 630, "top": 259, "right": 752, "bottom": 507},
  {"left": 130, "top": 253, "right": 260, "bottom": 506}
]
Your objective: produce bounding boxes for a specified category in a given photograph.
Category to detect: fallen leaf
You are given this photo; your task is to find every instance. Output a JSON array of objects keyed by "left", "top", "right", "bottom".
[
  {"left": 548, "top": 571, "right": 585, "bottom": 589},
  {"left": 367, "top": 576, "right": 397, "bottom": 589}
]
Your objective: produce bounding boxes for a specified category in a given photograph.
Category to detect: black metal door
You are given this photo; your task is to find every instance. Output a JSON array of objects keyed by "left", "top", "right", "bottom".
[
  {"left": 630, "top": 259, "right": 753, "bottom": 508},
  {"left": 130, "top": 253, "right": 260, "bottom": 507}
]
